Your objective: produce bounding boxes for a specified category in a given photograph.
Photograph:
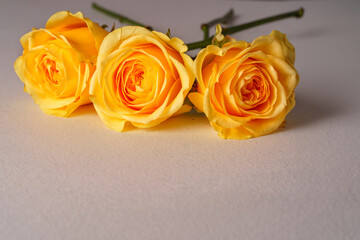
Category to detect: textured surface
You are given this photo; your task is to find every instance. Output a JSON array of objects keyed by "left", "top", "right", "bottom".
[{"left": 1, "top": 0, "right": 360, "bottom": 239}]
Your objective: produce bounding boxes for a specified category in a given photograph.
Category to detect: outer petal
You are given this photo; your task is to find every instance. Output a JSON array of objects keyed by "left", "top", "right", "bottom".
[
  {"left": 193, "top": 45, "right": 222, "bottom": 94},
  {"left": 188, "top": 92, "right": 204, "bottom": 113},
  {"left": 153, "top": 31, "right": 188, "bottom": 53},
  {"left": 46, "top": 11, "right": 108, "bottom": 62},
  {"left": 19, "top": 29, "right": 56, "bottom": 52},
  {"left": 210, "top": 121, "right": 253, "bottom": 140},
  {"left": 251, "top": 30, "right": 295, "bottom": 65},
  {"left": 242, "top": 92, "right": 296, "bottom": 137}
]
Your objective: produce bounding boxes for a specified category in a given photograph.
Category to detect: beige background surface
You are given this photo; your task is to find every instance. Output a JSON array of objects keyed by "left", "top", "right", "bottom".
[{"left": 1, "top": 0, "right": 359, "bottom": 239}]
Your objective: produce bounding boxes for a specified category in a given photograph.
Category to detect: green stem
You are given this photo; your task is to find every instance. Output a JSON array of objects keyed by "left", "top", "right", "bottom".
[
  {"left": 92, "top": 3, "right": 153, "bottom": 30},
  {"left": 187, "top": 7, "right": 304, "bottom": 50},
  {"left": 201, "top": 24, "right": 210, "bottom": 40},
  {"left": 201, "top": 9, "right": 234, "bottom": 40},
  {"left": 187, "top": 39, "right": 212, "bottom": 51}
]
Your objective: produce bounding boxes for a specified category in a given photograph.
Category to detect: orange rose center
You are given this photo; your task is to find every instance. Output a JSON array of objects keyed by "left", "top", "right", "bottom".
[
  {"left": 42, "top": 58, "right": 60, "bottom": 85},
  {"left": 125, "top": 64, "right": 145, "bottom": 92},
  {"left": 36, "top": 54, "right": 65, "bottom": 95},
  {"left": 113, "top": 57, "right": 155, "bottom": 111},
  {"left": 241, "top": 76, "right": 266, "bottom": 104}
]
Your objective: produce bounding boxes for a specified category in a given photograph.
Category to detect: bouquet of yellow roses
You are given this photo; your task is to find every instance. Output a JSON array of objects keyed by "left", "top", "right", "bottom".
[{"left": 14, "top": 4, "right": 303, "bottom": 139}]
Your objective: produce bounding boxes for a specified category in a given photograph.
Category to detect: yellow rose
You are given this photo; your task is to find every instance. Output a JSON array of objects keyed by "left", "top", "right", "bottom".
[
  {"left": 189, "top": 30, "right": 299, "bottom": 139},
  {"left": 89, "top": 26, "right": 195, "bottom": 131},
  {"left": 14, "top": 11, "right": 108, "bottom": 117}
]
